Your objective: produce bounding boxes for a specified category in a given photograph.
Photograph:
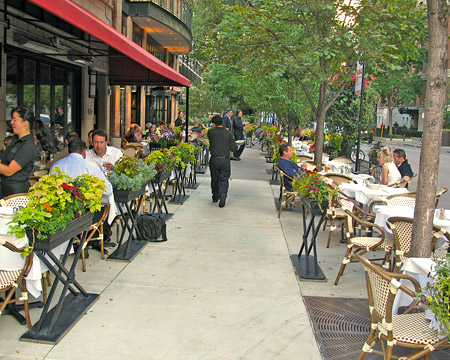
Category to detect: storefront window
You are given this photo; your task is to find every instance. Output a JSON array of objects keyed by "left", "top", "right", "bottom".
[
  {"left": 6, "top": 55, "right": 18, "bottom": 127},
  {"left": 39, "top": 63, "right": 51, "bottom": 126},
  {"left": 23, "top": 59, "right": 36, "bottom": 113}
]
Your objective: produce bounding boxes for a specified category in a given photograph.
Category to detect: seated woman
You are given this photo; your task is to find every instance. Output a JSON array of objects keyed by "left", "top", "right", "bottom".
[
  {"left": 377, "top": 147, "right": 401, "bottom": 185},
  {"left": 124, "top": 125, "right": 143, "bottom": 144}
]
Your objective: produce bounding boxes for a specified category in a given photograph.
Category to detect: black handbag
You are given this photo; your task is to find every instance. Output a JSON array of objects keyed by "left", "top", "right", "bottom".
[{"left": 136, "top": 213, "right": 167, "bottom": 242}]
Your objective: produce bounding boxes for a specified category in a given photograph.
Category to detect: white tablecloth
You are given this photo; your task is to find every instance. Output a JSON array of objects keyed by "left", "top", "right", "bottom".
[
  {"left": 0, "top": 215, "right": 73, "bottom": 298},
  {"left": 339, "top": 183, "right": 409, "bottom": 206}
]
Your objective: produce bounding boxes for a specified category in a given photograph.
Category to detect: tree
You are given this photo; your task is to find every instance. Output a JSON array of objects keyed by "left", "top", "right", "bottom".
[
  {"left": 410, "top": 1, "right": 450, "bottom": 257},
  {"left": 200, "top": 0, "right": 427, "bottom": 169}
]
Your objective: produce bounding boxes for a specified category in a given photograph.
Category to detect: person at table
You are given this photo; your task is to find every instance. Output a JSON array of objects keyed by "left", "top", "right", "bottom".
[
  {"left": 123, "top": 125, "right": 143, "bottom": 144},
  {"left": 86, "top": 130, "right": 123, "bottom": 173},
  {"left": 45, "top": 130, "right": 79, "bottom": 170},
  {"left": 393, "top": 148, "right": 414, "bottom": 182},
  {"left": 208, "top": 114, "right": 236, "bottom": 208},
  {"left": 51, "top": 138, "right": 116, "bottom": 251},
  {"left": 191, "top": 121, "right": 204, "bottom": 134},
  {"left": 175, "top": 111, "right": 184, "bottom": 127},
  {"left": 377, "top": 147, "right": 401, "bottom": 186},
  {"left": 277, "top": 144, "right": 307, "bottom": 191},
  {"left": 0, "top": 106, "right": 37, "bottom": 198}
]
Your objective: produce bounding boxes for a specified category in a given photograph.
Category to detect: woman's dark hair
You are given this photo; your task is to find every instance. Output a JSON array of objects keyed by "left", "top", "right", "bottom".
[
  {"left": 35, "top": 119, "right": 58, "bottom": 154},
  {"left": 236, "top": 110, "right": 243, "bottom": 117},
  {"left": 11, "top": 106, "right": 35, "bottom": 130}
]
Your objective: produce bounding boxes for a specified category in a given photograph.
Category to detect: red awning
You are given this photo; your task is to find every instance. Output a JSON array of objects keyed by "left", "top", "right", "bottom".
[{"left": 28, "top": 0, "right": 190, "bottom": 87}]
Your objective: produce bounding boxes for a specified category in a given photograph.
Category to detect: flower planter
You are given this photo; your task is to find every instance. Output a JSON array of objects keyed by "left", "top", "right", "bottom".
[
  {"left": 113, "top": 184, "right": 146, "bottom": 203},
  {"left": 299, "top": 196, "right": 328, "bottom": 216},
  {"left": 151, "top": 171, "right": 171, "bottom": 184},
  {"left": 27, "top": 211, "right": 96, "bottom": 252}
]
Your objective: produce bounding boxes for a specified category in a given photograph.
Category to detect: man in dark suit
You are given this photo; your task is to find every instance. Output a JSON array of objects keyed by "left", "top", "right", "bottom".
[{"left": 222, "top": 108, "right": 233, "bottom": 131}]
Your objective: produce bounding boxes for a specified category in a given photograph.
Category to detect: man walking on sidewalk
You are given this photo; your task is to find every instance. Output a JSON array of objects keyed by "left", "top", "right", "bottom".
[{"left": 208, "top": 115, "right": 236, "bottom": 207}]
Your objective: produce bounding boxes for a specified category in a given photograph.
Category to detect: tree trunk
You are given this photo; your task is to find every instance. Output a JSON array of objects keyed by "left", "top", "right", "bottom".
[
  {"left": 410, "top": 0, "right": 449, "bottom": 257},
  {"left": 287, "top": 114, "right": 293, "bottom": 146},
  {"left": 313, "top": 81, "right": 327, "bottom": 170}
]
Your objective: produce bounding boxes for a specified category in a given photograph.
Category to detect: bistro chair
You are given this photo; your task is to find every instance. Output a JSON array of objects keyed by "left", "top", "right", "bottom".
[
  {"left": 277, "top": 167, "right": 302, "bottom": 218},
  {"left": 335, "top": 198, "right": 393, "bottom": 285},
  {"left": 0, "top": 239, "right": 34, "bottom": 328},
  {"left": 0, "top": 193, "right": 30, "bottom": 208},
  {"left": 324, "top": 173, "right": 356, "bottom": 187},
  {"left": 355, "top": 254, "right": 449, "bottom": 360},
  {"left": 28, "top": 169, "right": 50, "bottom": 187},
  {"left": 435, "top": 187, "right": 448, "bottom": 208},
  {"left": 388, "top": 174, "right": 417, "bottom": 189},
  {"left": 122, "top": 143, "right": 143, "bottom": 158},
  {"left": 368, "top": 193, "right": 416, "bottom": 217},
  {"left": 79, "top": 204, "right": 110, "bottom": 272},
  {"left": 386, "top": 217, "right": 450, "bottom": 272}
]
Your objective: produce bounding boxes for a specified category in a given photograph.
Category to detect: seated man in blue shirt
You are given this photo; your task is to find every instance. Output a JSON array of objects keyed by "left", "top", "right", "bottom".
[
  {"left": 277, "top": 144, "right": 307, "bottom": 191},
  {"left": 50, "top": 138, "right": 116, "bottom": 253}
]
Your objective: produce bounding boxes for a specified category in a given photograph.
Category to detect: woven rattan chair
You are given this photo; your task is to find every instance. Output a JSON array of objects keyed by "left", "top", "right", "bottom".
[
  {"left": 386, "top": 217, "right": 450, "bottom": 272},
  {"left": 355, "top": 254, "right": 449, "bottom": 360},
  {"left": 334, "top": 198, "right": 393, "bottom": 285},
  {"left": 0, "top": 239, "right": 33, "bottom": 328},
  {"left": 122, "top": 143, "right": 143, "bottom": 158},
  {"left": 435, "top": 188, "right": 448, "bottom": 208},
  {"left": 0, "top": 193, "right": 30, "bottom": 208},
  {"left": 28, "top": 169, "right": 49, "bottom": 187},
  {"left": 78, "top": 204, "right": 110, "bottom": 272},
  {"left": 368, "top": 193, "right": 416, "bottom": 217},
  {"left": 324, "top": 173, "right": 356, "bottom": 187},
  {"left": 277, "top": 167, "right": 302, "bottom": 218},
  {"left": 388, "top": 174, "right": 417, "bottom": 189}
]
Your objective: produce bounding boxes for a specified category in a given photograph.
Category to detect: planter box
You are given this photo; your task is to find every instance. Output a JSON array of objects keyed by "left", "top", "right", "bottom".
[
  {"left": 113, "top": 184, "right": 146, "bottom": 203},
  {"left": 299, "top": 197, "right": 328, "bottom": 216},
  {"left": 27, "top": 211, "right": 95, "bottom": 252},
  {"left": 151, "top": 171, "right": 171, "bottom": 184}
]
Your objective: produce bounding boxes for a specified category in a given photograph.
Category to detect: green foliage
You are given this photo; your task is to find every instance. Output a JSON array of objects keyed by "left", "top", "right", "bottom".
[
  {"left": 144, "top": 148, "right": 177, "bottom": 173},
  {"left": 417, "top": 253, "right": 450, "bottom": 337},
  {"left": 169, "top": 143, "right": 196, "bottom": 168},
  {"left": 9, "top": 168, "right": 106, "bottom": 239},
  {"left": 109, "top": 157, "right": 156, "bottom": 190},
  {"left": 292, "top": 170, "right": 338, "bottom": 211}
]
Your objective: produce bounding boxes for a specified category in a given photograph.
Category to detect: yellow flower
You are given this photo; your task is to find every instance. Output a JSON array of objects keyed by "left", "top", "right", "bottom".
[{"left": 428, "top": 296, "right": 433, "bottom": 303}]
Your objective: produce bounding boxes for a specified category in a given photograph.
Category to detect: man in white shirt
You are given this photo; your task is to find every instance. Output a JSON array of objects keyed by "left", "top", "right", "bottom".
[
  {"left": 86, "top": 130, "right": 123, "bottom": 172},
  {"left": 51, "top": 138, "right": 117, "bottom": 252}
]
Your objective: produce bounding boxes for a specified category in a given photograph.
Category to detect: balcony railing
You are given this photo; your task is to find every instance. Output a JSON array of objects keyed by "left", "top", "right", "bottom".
[{"left": 128, "top": 0, "right": 193, "bottom": 30}]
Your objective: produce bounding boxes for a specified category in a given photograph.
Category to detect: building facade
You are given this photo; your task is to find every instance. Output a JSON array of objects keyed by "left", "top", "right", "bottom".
[{"left": 0, "top": 0, "right": 195, "bottom": 148}]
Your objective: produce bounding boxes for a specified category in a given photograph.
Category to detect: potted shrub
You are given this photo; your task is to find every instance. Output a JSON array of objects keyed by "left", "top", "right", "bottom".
[
  {"left": 9, "top": 168, "right": 106, "bottom": 251},
  {"left": 292, "top": 170, "right": 338, "bottom": 214},
  {"left": 144, "top": 149, "right": 177, "bottom": 183},
  {"left": 108, "top": 156, "right": 157, "bottom": 202}
]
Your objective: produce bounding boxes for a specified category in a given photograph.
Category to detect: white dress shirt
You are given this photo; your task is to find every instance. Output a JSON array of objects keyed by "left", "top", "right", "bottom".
[{"left": 85, "top": 146, "right": 123, "bottom": 172}]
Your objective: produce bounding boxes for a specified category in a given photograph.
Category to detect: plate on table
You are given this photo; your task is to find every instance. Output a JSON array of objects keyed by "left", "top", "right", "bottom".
[{"left": 235, "top": 140, "right": 245, "bottom": 145}]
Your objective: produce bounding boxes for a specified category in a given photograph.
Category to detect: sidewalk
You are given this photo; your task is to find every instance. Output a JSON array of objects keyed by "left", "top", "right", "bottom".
[{"left": 1, "top": 146, "right": 326, "bottom": 360}]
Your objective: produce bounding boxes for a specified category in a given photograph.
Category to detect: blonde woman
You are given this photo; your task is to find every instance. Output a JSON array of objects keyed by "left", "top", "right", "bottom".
[{"left": 377, "top": 147, "right": 401, "bottom": 185}]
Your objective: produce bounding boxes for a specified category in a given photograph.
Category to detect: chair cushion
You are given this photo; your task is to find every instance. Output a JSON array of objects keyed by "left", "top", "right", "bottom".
[
  {"left": 387, "top": 313, "right": 446, "bottom": 345},
  {"left": 0, "top": 269, "right": 21, "bottom": 290},
  {"left": 350, "top": 237, "right": 383, "bottom": 248}
]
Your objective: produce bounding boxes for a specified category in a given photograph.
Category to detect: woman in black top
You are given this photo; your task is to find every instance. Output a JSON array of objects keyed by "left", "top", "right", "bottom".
[{"left": 0, "top": 107, "right": 38, "bottom": 198}]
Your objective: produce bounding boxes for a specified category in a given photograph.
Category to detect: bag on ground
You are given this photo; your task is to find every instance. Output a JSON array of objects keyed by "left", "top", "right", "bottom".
[{"left": 136, "top": 213, "right": 167, "bottom": 242}]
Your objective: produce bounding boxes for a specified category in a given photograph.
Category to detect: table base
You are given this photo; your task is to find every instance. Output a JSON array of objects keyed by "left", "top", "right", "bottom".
[
  {"left": 290, "top": 254, "right": 326, "bottom": 281},
  {"left": 20, "top": 293, "right": 99, "bottom": 344},
  {"left": 185, "top": 183, "right": 199, "bottom": 189},
  {"left": 160, "top": 213, "right": 174, "bottom": 222},
  {"left": 1, "top": 300, "right": 44, "bottom": 325},
  {"left": 107, "top": 240, "right": 148, "bottom": 262},
  {"left": 169, "top": 194, "right": 189, "bottom": 204}
]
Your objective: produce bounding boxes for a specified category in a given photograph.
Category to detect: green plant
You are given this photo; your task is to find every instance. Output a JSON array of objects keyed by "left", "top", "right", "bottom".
[
  {"left": 109, "top": 156, "right": 156, "bottom": 190},
  {"left": 292, "top": 170, "right": 338, "bottom": 211},
  {"left": 417, "top": 253, "right": 450, "bottom": 337},
  {"left": 9, "top": 168, "right": 106, "bottom": 240},
  {"left": 169, "top": 143, "right": 196, "bottom": 168},
  {"left": 144, "top": 148, "right": 177, "bottom": 173}
]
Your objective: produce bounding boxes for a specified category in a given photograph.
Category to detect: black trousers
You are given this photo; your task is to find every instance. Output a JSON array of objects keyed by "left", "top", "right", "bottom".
[
  {"left": 234, "top": 133, "right": 246, "bottom": 158},
  {"left": 1, "top": 181, "right": 30, "bottom": 199},
  {"left": 209, "top": 156, "right": 231, "bottom": 200}
]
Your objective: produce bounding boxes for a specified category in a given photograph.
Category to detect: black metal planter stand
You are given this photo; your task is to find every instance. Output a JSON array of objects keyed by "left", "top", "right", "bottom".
[
  {"left": 150, "top": 172, "right": 173, "bottom": 222},
  {"left": 196, "top": 148, "right": 208, "bottom": 174},
  {"left": 169, "top": 167, "right": 189, "bottom": 204},
  {"left": 21, "top": 213, "right": 99, "bottom": 344},
  {"left": 290, "top": 197, "right": 327, "bottom": 281},
  {"left": 108, "top": 186, "right": 148, "bottom": 262},
  {"left": 186, "top": 161, "right": 199, "bottom": 190}
]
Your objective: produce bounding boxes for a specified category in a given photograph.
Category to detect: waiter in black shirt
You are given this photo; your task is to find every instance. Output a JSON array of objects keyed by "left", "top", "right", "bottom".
[{"left": 208, "top": 115, "right": 236, "bottom": 208}]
